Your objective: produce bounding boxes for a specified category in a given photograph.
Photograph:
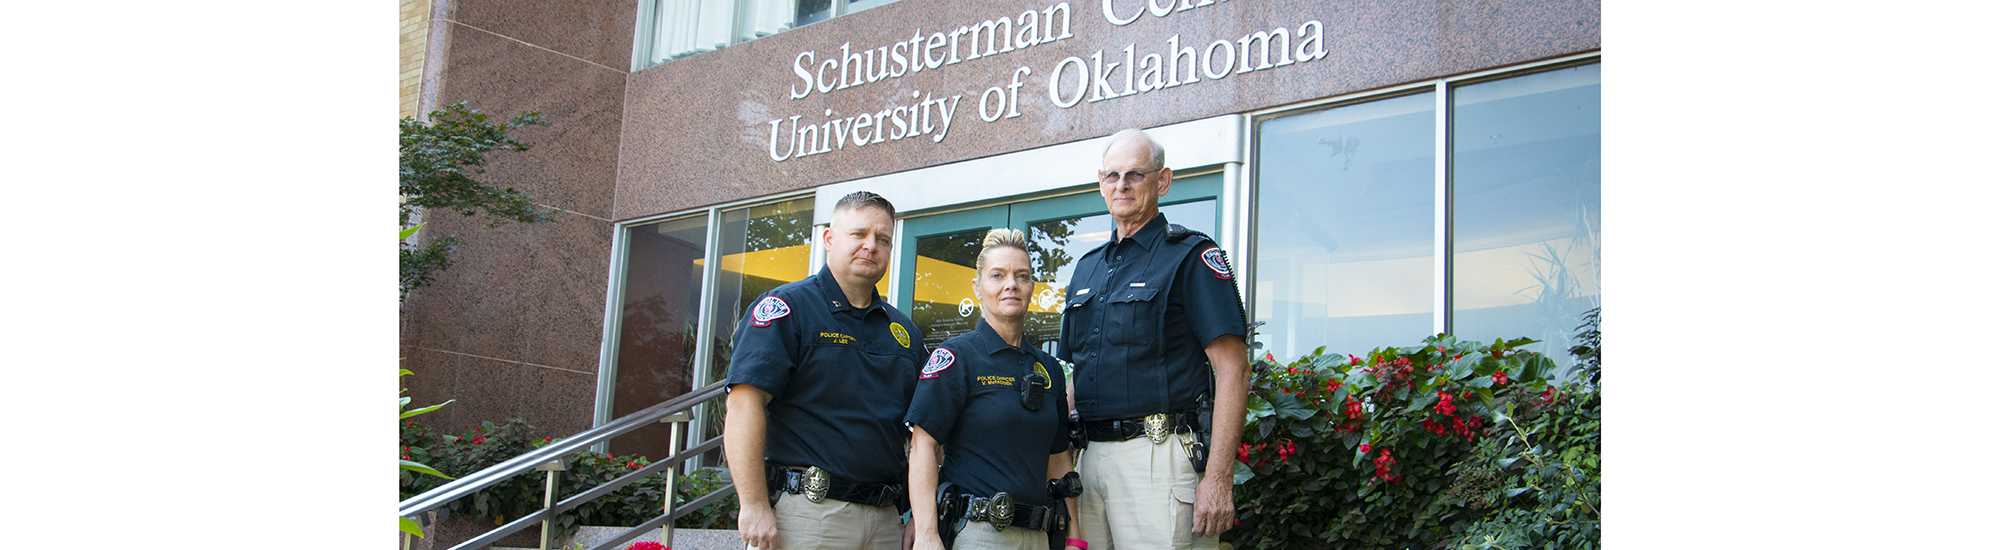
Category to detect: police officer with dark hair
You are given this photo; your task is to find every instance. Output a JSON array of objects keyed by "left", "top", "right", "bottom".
[
  {"left": 1059, "top": 129, "right": 1250, "bottom": 550},
  {"left": 906, "top": 228, "right": 1084, "bottom": 550},
  {"left": 724, "top": 191, "right": 930, "bottom": 550}
]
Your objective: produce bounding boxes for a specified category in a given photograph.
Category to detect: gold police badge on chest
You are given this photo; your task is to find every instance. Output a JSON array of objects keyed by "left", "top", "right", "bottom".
[{"left": 890, "top": 323, "right": 911, "bottom": 348}]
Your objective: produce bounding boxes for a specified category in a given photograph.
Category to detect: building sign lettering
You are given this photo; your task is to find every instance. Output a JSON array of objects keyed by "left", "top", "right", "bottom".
[{"left": 763, "top": 0, "right": 1324, "bottom": 163}]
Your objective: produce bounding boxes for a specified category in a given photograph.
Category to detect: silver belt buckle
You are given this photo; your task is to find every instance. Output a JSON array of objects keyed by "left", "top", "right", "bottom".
[
  {"left": 1145, "top": 413, "right": 1169, "bottom": 444},
  {"left": 802, "top": 466, "right": 831, "bottom": 503},
  {"left": 987, "top": 492, "right": 1013, "bottom": 531}
]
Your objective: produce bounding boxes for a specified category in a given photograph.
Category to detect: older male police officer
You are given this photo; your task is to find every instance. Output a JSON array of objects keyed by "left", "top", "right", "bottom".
[
  {"left": 1059, "top": 129, "right": 1250, "bottom": 550},
  {"left": 724, "top": 191, "right": 930, "bottom": 550}
]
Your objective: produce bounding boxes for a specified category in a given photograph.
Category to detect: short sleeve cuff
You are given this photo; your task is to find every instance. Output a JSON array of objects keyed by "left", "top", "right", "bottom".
[{"left": 902, "top": 410, "right": 957, "bottom": 444}]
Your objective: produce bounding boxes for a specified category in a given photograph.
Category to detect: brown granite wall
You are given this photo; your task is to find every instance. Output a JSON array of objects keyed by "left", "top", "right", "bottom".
[
  {"left": 398, "top": 0, "right": 634, "bottom": 543},
  {"left": 614, "top": 0, "right": 1599, "bottom": 220},
  {"left": 401, "top": 0, "right": 635, "bottom": 545}
]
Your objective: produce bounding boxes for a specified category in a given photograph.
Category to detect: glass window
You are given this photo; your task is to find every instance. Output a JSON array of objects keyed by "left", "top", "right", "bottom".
[
  {"left": 792, "top": 0, "right": 832, "bottom": 27},
  {"left": 737, "top": 0, "right": 801, "bottom": 41},
  {"left": 1451, "top": 64, "right": 1601, "bottom": 380},
  {"left": 647, "top": 0, "right": 737, "bottom": 64},
  {"left": 638, "top": 0, "right": 905, "bottom": 68},
  {"left": 911, "top": 228, "right": 989, "bottom": 347},
  {"left": 1253, "top": 92, "right": 1437, "bottom": 360},
  {"left": 706, "top": 197, "right": 817, "bottom": 387},
  {"left": 701, "top": 197, "right": 815, "bottom": 456},
  {"left": 607, "top": 213, "right": 709, "bottom": 460},
  {"left": 842, "top": 0, "right": 897, "bottom": 16}
]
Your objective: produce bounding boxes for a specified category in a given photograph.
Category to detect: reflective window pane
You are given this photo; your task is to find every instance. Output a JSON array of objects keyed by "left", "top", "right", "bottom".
[
  {"left": 843, "top": 0, "right": 900, "bottom": 16},
  {"left": 736, "top": 0, "right": 800, "bottom": 42},
  {"left": 910, "top": 229, "right": 988, "bottom": 348},
  {"left": 1253, "top": 92, "right": 1436, "bottom": 360},
  {"left": 704, "top": 197, "right": 815, "bottom": 457},
  {"left": 648, "top": 0, "right": 736, "bottom": 64},
  {"left": 1451, "top": 64, "right": 1600, "bottom": 380},
  {"left": 793, "top": 0, "right": 832, "bottom": 27},
  {"left": 1026, "top": 212, "right": 1109, "bottom": 356},
  {"left": 708, "top": 196, "right": 817, "bottom": 384},
  {"left": 608, "top": 213, "right": 708, "bottom": 459},
  {"left": 642, "top": 0, "right": 908, "bottom": 68}
]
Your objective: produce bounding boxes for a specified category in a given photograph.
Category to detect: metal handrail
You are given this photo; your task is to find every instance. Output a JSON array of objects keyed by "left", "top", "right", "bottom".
[{"left": 399, "top": 381, "right": 736, "bottom": 550}]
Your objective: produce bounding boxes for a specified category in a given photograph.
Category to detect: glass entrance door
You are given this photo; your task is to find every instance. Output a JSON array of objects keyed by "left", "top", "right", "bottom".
[{"left": 897, "top": 172, "right": 1223, "bottom": 354}]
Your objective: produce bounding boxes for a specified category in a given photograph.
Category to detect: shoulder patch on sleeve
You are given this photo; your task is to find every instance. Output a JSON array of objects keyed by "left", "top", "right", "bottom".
[
  {"left": 1200, "top": 247, "right": 1234, "bottom": 279},
  {"left": 749, "top": 296, "right": 791, "bottom": 327},
  {"left": 919, "top": 348, "right": 956, "bottom": 380}
]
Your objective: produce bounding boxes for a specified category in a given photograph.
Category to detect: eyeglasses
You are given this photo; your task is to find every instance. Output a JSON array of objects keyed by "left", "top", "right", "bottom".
[{"left": 1098, "top": 167, "right": 1162, "bottom": 186}]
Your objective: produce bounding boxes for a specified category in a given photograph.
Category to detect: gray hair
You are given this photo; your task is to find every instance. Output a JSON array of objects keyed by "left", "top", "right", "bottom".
[{"left": 1102, "top": 128, "right": 1166, "bottom": 171}]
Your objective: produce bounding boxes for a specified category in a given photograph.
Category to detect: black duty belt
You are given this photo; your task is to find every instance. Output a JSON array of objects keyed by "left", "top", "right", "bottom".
[
  {"left": 1082, "top": 411, "right": 1199, "bottom": 443},
  {"left": 767, "top": 464, "right": 908, "bottom": 511},
  {"left": 942, "top": 491, "right": 1065, "bottom": 533}
]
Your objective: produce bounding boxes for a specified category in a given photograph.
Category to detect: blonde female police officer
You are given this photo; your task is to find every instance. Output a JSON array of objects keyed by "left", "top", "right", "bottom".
[{"left": 906, "top": 229, "right": 1085, "bottom": 550}]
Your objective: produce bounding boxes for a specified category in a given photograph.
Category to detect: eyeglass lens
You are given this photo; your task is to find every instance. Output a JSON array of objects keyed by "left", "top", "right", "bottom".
[{"left": 1100, "top": 170, "right": 1151, "bottom": 185}]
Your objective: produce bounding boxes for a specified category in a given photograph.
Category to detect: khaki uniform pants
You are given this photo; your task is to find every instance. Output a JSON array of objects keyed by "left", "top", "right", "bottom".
[
  {"left": 1075, "top": 435, "right": 1220, "bottom": 550},
  {"left": 952, "top": 521, "right": 1050, "bottom": 550},
  {"left": 761, "top": 494, "right": 902, "bottom": 550}
]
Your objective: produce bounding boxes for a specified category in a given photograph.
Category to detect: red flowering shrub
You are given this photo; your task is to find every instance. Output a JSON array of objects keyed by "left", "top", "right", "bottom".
[
  {"left": 625, "top": 543, "right": 667, "bottom": 550},
  {"left": 1228, "top": 334, "right": 1561, "bottom": 550}
]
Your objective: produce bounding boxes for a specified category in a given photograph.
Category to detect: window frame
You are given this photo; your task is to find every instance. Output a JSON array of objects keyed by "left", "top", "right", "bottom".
[
  {"left": 632, "top": 0, "right": 901, "bottom": 70},
  {"left": 1243, "top": 52, "right": 1601, "bottom": 354},
  {"left": 593, "top": 192, "right": 817, "bottom": 459}
]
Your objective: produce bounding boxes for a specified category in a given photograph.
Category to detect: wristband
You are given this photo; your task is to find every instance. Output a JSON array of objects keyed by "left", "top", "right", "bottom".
[{"left": 1066, "top": 539, "right": 1089, "bottom": 549}]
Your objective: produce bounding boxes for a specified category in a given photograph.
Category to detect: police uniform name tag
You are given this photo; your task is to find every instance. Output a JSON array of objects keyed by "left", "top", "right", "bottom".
[
  {"left": 920, "top": 348, "right": 955, "bottom": 380},
  {"left": 749, "top": 296, "right": 791, "bottom": 327}
]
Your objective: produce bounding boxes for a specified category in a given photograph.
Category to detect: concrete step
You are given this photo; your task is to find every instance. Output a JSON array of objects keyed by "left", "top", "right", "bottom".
[{"left": 493, "top": 527, "right": 740, "bottom": 550}]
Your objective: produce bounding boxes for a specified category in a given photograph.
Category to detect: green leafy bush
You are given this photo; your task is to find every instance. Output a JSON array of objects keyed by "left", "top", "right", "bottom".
[
  {"left": 1226, "top": 335, "right": 1561, "bottom": 550},
  {"left": 399, "top": 367, "right": 454, "bottom": 538},
  {"left": 399, "top": 418, "right": 739, "bottom": 540},
  {"left": 1451, "top": 310, "right": 1601, "bottom": 550},
  {"left": 671, "top": 467, "right": 739, "bottom": 529},
  {"left": 399, "top": 102, "right": 550, "bottom": 299}
]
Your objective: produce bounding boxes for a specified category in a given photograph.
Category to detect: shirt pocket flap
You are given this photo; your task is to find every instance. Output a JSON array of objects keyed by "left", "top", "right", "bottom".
[{"left": 1110, "top": 287, "right": 1160, "bottom": 304}]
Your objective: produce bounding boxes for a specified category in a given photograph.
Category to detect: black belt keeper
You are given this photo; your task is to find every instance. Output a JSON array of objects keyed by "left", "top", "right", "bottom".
[
  {"left": 765, "top": 464, "right": 909, "bottom": 513},
  {"left": 1081, "top": 411, "right": 1201, "bottom": 442}
]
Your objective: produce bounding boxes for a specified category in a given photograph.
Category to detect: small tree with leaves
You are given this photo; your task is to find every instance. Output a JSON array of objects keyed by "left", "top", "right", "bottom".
[{"left": 400, "top": 102, "right": 551, "bottom": 299}]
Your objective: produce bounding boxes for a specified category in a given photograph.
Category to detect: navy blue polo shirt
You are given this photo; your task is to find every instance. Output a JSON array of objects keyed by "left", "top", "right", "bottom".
[
  {"left": 724, "top": 265, "right": 930, "bottom": 485},
  {"left": 1056, "top": 214, "right": 1248, "bottom": 421},
  {"left": 905, "top": 318, "right": 1071, "bottom": 507}
]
